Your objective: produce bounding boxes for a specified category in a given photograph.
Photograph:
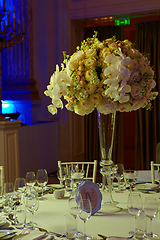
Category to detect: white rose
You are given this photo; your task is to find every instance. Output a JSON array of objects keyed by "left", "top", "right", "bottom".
[{"left": 130, "top": 83, "right": 141, "bottom": 98}]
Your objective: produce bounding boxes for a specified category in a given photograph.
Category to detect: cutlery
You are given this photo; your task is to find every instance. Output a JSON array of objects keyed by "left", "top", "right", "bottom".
[
  {"left": 98, "top": 234, "right": 134, "bottom": 239},
  {"left": 33, "top": 232, "right": 47, "bottom": 240},
  {"left": 0, "top": 231, "right": 16, "bottom": 238},
  {"left": 38, "top": 227, "right": 65, "bottom": 238}
]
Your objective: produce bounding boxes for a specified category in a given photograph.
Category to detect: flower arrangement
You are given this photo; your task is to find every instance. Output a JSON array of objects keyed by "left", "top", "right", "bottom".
[{"left": 44, "top": 32, "right": 158, "bottom": 116}]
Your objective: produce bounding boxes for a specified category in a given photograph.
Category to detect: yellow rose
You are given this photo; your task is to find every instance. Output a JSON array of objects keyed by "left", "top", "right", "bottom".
[
  {"left": 85, "top": 70, "right": 94, "bottom": 82},
  {"left": 90, "top": 93, "right": 102, "bottom": 105},
  {"left": 84, "top": 58, "right": 95, "bottom": 69},
  {"left": 85, "top": 49, "right": 97, "bottom": 58},
  {"left": 85, "top": 83, "right": 97, "bottom": 94}
]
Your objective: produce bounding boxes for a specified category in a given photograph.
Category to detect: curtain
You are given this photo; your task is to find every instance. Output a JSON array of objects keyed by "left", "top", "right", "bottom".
[
  {"left": 84, "top": 25, "right": 125, "bottom": 168},
  {"left": 135, "top": 21, "right": 160, "bottom": 169}
]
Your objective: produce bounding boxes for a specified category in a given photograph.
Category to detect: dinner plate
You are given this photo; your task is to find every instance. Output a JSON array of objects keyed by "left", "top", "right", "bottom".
[
  {"left": 0, "top": 230, "right": 16, "bottom": 239},
  {"left": 134, "top": 183, "right": 159, "bottom": 191},
  {"left": 0, "top": 218, "right": 7, "bottom": 227},
  {"left": 47, "top": 184, "right": 64, "bottom": 189}
]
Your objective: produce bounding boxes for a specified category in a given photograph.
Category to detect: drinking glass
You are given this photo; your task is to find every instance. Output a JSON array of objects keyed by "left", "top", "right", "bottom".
[
  {"left": 124, "top": 170, "right": 138, "bottom": 192},
  {"left": 71, "top": 166, "right": 85, "bottom": 188},
  {"left": 14, "top": 178, "right": 26, "bottom": 228},
  {"left": 3, "top": 182, "right": 14, "bottom": 215},
  {"left": 144, "top": 197, "right": 158, "bottom": 238},
  {"left": 36, "top": 169, "right": 48, "bottom": 200},
  {"left": 68, "top": 195, "right": 80, "bottom": 237},
  {"left": 127, "top": 193, "right": 142, "bottom": 238},
  {"left": 78, "top": 198, "right": 92, "bottom": 239},
  {"left": 57, "top": 167, "right": 66, "bottom": 186},
  {"left": 115, "top": 163, "right": 124, "bottom": 193},
  {"left": 26, "top": 172, "right": 36, "bottom": 190},
  {"left": 26, "top": 190, "right": 39, "bottom": 230}
]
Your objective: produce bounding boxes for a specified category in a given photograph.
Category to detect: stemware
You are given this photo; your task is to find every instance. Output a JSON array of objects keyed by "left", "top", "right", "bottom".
[
  {"left": 143, "top": 197, "right": 158, "bottom": 238},
  {"left": 78, "top": 198, "right": 92, "bottom": 240},
  {"left": 26, "top": 172, "right": 36, "bottom": 190},
  {"left": 68, "top": 195, "right": 80, "bottom": 237},
  {"left": 14, "top": 178, "right": 26, "bottom": 228},
  {"left": 36, "top": 169, "right": 48, "bottom": 201},
  {"left": 127, "top": 193, "right": 142, "bottom": 238},
  {"left": 71, "top": 166, "right": 85, "bottom": 188},
  {"left": 124, "top": 170, "right": 138, "bottom": 192},
  {"left": 115, "top": 163, "right": 125, "bottom": 193},
  {"left": 57, "top": 167, "right": 66, "bottom": 186},
  {"left": 3, "top": 182, "right": 14, "bottom": 215},
  {"left": 26, "top": 190, "right": 39, "bottom": 230}
]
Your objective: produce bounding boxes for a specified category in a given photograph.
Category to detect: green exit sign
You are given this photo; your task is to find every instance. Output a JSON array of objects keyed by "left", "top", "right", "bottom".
[{"left": 115, "top": 18, "right": 130, "bottom": 26}]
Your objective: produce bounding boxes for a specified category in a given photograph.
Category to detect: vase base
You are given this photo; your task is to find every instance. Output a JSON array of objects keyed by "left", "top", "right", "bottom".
[{"left": 96, "top": 203, "right": 123, "bottom": 215}]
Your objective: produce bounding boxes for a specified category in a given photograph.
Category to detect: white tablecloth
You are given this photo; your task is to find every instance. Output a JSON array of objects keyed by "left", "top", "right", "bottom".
[{"left": 23, "top": 188, "right": 160, "bottom": 239}]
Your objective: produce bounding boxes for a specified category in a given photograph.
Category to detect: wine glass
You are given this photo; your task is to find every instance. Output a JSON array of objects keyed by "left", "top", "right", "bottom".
[
  {"left": 127, "top": 193, "right": 142, "bottom": 238},
  {"left": 14, "top": 178, "right": 26, "bottom": 229},
  {"left": 26, "top": 172, "right": 36, "bottom": 190},
  {"left": 68, "top": 195, "right": 81, "bottom": 237},
  {"left": 3, "top": 182, "right": 14, "bottom": 215},
  {"left": 14, "top": 178, "right": 26, "bottom": 210},
  {"left": 26, "top": 190, "right": 39, "bottom": 230},
  {"left": 78, "top": 198, "right": 92, "bottom": 239},
  {"left": 57, "top": 167, "right": 66, "bottom": 186},
  {"left": 124, "top": 170, "right": 138, "bottom": 192},
  {"left": 36, "top": 169, "right": 48, "bottom": 200},
  {"left": 115, "top": 164, "right": 124, "bottom": 193},
  {"left": 143, "top": 197, "right": 158, "bottom": 238}
]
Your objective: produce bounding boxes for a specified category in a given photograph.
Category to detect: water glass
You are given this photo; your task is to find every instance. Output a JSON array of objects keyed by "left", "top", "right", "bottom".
[
  {"left": 14, "top": 178, "right": 26, "bottom": 229},
  {"left": 36, "top": 169, "right": 48, "bottom": 201},
  {"left": 26, "top": 172, "right": 36, "bottom": 190},
  {"left": 14, "top": 194, "right": 26, "bottom": 229},
  {"left": 26, "top": 189, "right": 39, "bottom": 230},
  {"left": 3, "top": 182, "right": 14, "bottom": 215},
  {"left": 65, "top": 214, "right": 76, "bottom": 239},
  {"left": 144, "top": 197, "right": 158, "bottom": 238}
]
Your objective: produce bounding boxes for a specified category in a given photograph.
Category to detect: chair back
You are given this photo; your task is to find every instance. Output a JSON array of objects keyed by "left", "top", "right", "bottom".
[
  {"left": 156, "top": 142, "right": 160, "bottom": 164},
  {"left": 150, "top": 161, "right": 160, "bottom": 184},
  {"left": 58, "top": 160, "right": 97, "bottom": 183},
  {"left": 0, "top": 166, "right": 4, "bottom": 195}
]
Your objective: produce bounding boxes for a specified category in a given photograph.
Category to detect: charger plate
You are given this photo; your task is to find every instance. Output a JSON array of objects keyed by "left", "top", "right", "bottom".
[
  {"left": 134, "top": 182, "right": 159, "bottom": 191},
  {"left": 0, "top": 218, "right": 7, "bottom": 227}
]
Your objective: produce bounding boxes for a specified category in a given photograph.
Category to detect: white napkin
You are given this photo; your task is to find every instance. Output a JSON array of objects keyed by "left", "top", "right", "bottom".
[{"left": 15, "top": 231, "right": 46, "bottom": 240}]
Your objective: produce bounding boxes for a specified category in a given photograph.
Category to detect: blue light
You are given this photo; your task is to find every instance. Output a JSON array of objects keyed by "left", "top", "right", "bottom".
[{"left": 2, "top": 100, "right": 17, "bottom": 114}]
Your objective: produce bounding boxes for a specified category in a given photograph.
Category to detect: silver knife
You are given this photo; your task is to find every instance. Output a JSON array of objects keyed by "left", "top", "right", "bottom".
[{"left": 0, "top": 231, "right": 16, "bottom": 238}]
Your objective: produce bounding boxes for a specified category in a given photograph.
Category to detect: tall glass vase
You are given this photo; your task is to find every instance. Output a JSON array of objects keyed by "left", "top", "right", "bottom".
[{"left": 97, "top": 110, "right": 122, "bottom": 213}]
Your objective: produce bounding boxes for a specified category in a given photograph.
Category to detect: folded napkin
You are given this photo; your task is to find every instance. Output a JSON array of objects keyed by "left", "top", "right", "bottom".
[{"left": 15, "top": 231, "right": 47, "bottom": 240}]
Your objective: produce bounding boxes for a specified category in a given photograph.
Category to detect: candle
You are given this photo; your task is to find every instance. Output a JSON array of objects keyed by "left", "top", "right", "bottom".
[
  {"left": 13, "top": 6, "right": 15, "bottom": 30},
  {"left": 3, "top": 20, "right": 5, "bottom": 32},
  {"left": 22, "top": 17, "right": 25, "bottom": 33},
  {"left": 3, "top": 0, "right": 5, "bottom": 11},
  {"left": 18, "top": 19, "right": 20, "bottom": 34},
  {"left": 7, "top": 10, "right": 10, "bottom": 27}
]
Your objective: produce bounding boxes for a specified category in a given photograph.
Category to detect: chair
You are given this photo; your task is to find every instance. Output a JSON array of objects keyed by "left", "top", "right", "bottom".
[
  {"left": 0, "top": 166, "right": 4, "bottom": 195},
  {"left": 150, "top": 161, "right": 160, "bottom": 184},
  {"left": 57, "top": 160, "right": 97, "bottom": 183},
  {"left": 156, "top": 142, "right": 160, "bottom": 164}
]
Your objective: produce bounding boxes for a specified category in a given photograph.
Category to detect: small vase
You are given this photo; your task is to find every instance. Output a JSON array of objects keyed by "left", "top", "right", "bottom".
[{"left": 97, "top": 110, "right": 122, "bottom": 213}]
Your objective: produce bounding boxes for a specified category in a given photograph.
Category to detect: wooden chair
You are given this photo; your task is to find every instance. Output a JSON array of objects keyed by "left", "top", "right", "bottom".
[
  {"left": 150, "top": 161, "right": 160, "bottom": 184},
  {"left": 58, "top": 160, "right": 97, "bottom": 183},
  {"left": 0, "top": 166, "right": 4, "bottom": 195}
]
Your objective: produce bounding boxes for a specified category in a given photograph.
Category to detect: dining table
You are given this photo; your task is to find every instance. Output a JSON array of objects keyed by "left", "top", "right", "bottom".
[{"left": 1, "top": 179, "right": 160, "bottom": 239}]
